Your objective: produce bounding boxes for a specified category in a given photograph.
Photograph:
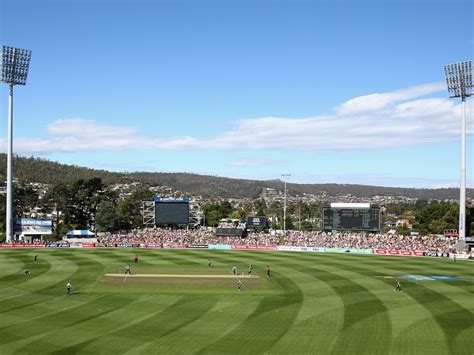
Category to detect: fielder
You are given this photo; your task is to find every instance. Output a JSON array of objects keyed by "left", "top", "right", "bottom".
[
  {"left": 395, "top": 280, "right": 402, "bottom": 292},
  {"left": 237, "top": 278, "right": 245, "bottom": 292}
]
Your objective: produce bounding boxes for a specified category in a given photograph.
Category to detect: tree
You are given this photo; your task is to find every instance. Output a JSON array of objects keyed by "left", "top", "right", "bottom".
[
  {"left": 202, "top": 201, "right": 236, "bottom": 226},
  {"left": 267, "top": 201, "right": 282, "bottom": 228},
  {"left": 284, "top": 215, "right": 294, "bottom": 230},
  {"left": 413, "top": 201, "right": 460, "bottom": 234},
  {"left": 219, "top": 201, "right": 233, "bottom": 217},
  {"left": 43, "top": 178, "right": 105, "bottom": 232},
  {"left": 95, "top": 200, "right": 118, "bottom": 232},
  {"left": 441, "top": 204, "right": 458, "bottom": 229},
  {"left": 205, "top": 208, "right": 221, "bottom": 227},
  {"left": 253, "top": 199, "right": 267, "bottom": 215},
  {"left": 255, "top": 207, "right": 266, "bottom": 217},
  {"left": 202, "top": 203, "right": 221, "bottom": 227},
  {"left": 115, "top": 187, "right": 155, "bottom": 231},
  {"left": 14, "top": 186, "right": 39, "bottom": 218},
  {"left": 230, "top": 209, "right": 247, "bottom": 220},
  {"left": 396, "top": 226, "right": 411, "bottom": 236}
]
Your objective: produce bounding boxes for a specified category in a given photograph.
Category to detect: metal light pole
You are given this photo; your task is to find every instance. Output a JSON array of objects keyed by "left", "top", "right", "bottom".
[
  {"left": 444, "top": 61, "right": 472, "bottom": 248},
  {"left": 1, "top": 46, "right": 32, "bottom": 242},
  {"left": 281, "top": 174, "right": 291, "bottom": 233}
]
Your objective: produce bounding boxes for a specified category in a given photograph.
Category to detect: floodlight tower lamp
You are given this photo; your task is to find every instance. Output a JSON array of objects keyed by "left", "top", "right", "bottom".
[
  {"left": 1, "top": 46, "right": 32, "bottom": 242},
  {"left": 443, "top": 60, "right": 472, "bottom": 247},
  {"left": 281, "top": 174, "right": 291, "bottom": 233}
]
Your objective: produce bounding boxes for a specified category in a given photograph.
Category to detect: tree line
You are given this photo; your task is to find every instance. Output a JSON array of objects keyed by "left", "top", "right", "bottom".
[
  {"left": 0, "top": 178, "right": 155, "bottom": 240},
  {"left": 0, "top": 175, "right": 471, "bottom": 239},
  {"left": 2, "top": 154, "right": 472, "bottom": 199}
]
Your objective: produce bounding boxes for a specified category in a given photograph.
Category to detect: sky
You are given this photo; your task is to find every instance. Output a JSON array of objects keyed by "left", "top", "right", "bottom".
[{"left": 0, "top": 0, "right": 473, "bottom": 188}]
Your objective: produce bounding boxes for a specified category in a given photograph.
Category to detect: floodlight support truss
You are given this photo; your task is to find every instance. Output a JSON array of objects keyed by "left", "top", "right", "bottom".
[
  {"left": 142, "top": 201, "right": 156, "bottom": 225},
  {"left": 444, "top": 61, "right": 472, "bottom": 247},
  {"left": 1, "top": 46, "right": 32, "bottom": 242},
  {"left": 282, "top": 174, "right": 291, "bottom": 233},
  {"left": 459, "top": 98, "right": 466, "bottom": 243},
  {"left": 6, "top": 84, "right": 13, "bottom": 242},
  {"left": 188, "top": 203, "right": 202, "bottom": 228}
]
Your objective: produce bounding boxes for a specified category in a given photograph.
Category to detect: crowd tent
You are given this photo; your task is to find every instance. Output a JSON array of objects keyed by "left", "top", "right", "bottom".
[
  {"left": 64, "top": 230, "right": 97, "bottom": 246},
  {"left": 66, "top": 230, "right": 95, "bottom": 238}
]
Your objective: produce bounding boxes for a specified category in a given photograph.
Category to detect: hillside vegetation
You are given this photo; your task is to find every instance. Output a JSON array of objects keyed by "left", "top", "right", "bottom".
[{"left": 0, "top": 154, "right": 472, "bottom": 199}]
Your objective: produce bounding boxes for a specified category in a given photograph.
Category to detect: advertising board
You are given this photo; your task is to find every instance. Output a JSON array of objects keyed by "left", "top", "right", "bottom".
[
  {"left": 373, "top": 249, "right": 424, "bottom": 256},
  {"left": 15, "top": 218, "right": 52, "bottom": 235},
  {"left": 215, "top": 228, "right": 245, "bottom": 237},
  {"left": 208, "top": 244, "right": 231, "bottom": 250},
  {"left": 246, "top": 216, "right": 266, "bottom": 227},
  {"left": 232, "top": 245, "right": 276, "bottom": 250},
  {"left": 0, "top": 244, "right": 47, "bottom": 248}
]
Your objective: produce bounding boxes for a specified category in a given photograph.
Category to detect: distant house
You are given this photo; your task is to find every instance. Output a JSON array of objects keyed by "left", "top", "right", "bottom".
[
  {"left": 384, "top": 221, "right": 396, "bottom": 227},
  {"left": 396, "top": 218, "right": 413, "bottom": 229}
]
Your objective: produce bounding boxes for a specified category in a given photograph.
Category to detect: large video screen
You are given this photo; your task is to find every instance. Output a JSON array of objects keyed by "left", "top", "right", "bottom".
[
  {"left": 155, "top": 202, "right": 189, "bottom": 225},
  {"left": 322, "top": 207, "right": 380, "bottom": 231},
  {"left": 15, "top": 218, "right": 52, "bottom": 235}
]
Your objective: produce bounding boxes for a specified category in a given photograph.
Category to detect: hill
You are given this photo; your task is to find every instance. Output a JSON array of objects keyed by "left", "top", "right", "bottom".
[
  {"left": 130, "top": 171, "right": 473, "bottom": 200},
  {"left": 0, "top": 155, "right": 122, "bottom": 186},
  {"left": 0, "top": 154, "right": 472, "bottom": 200}
]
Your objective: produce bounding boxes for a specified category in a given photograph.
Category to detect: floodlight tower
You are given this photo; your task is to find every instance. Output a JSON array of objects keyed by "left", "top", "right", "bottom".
[
  {"left": 1, "top": 46, "right": 32, "bottom": 242},
  {"left": 281, "top": 174, "right": 291, "bottom": 233},
  {"left": 444, "top": 61, "right": 472, "bottom": 247}
]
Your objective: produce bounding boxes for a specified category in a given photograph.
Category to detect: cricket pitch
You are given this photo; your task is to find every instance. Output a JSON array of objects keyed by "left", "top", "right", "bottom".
[{"left": 104, "top": 273, "right": 259, "bottom": 278}]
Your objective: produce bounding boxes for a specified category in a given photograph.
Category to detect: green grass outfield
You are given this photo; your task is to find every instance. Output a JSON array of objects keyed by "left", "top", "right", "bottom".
[{"left": 0, "top": 248, "right": 473, "bottom": 354}]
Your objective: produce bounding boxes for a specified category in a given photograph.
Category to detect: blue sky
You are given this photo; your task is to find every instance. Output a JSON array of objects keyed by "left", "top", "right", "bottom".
[{"left": 0, "top": 0, "right": 473, "bottom": 188}]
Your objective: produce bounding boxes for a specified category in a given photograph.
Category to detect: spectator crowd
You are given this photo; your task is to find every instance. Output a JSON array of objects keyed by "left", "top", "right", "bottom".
[
  {"left": 96, "top": 228, "right": 459, "bottom": 254},
  {"left": 1, "top": 228, "right": 461, "bottom": 255}
]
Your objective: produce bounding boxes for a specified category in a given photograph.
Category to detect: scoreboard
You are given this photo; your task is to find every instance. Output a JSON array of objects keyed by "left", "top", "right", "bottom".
[
  {"left": 154, "top": 198, "right": 190, "bottom": 225},
  {"left": 322, "top": 203, "right": 380, "bottom": 231}
]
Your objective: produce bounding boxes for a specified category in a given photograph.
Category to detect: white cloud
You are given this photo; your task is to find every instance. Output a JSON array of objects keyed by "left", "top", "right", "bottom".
[
  {"left": 336, "top": 83, "right": 445, "bottom": 115},
  {"left": 1, "top": 82, "right": 472, "bottom": 154},
  {"left": 47, "top": 119, "right": 137, "bottom": 138}
]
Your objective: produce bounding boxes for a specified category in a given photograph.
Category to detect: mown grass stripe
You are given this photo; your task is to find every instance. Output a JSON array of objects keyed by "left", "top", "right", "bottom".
[
  {"left": 10, "top": 295, "right": 135, "bottom": 353},
  {"left": 134, "top": 297, "right": 256, "bottom": 353},
  {"left": 0, "top": 252, "right": 27, "bottom": 280},
  {"left": 0, "top": 252, "right": 52, "bottom": 289},
  {"left": 197, "top": 263, "right": 303, "bottom": 354},
  {"left": 313, "top": 253, "right": 469, "bottom": 354},
  {"left": 72, "top": 296, "right": 217, "bottom": 354},
  {"left": 280, "top": 263, "right": 390, "bottom": 353},
  {"left": 0, "top": 252, "right": 104, "bottom": 330},
  {"left": 0, "top": 248, "right": 472, "bottom": 354},
  {"left": 30, "top": 295, "right": 183, "bottom": 354},
  {"left": 0, "top": 294, "right": 112, "bottom": 346},
  {"left": 262, "top": 265, "right": 345, "bottom": 353}
]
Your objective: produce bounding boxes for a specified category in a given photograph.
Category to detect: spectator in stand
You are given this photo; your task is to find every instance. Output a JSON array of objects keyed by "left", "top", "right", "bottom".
[{"left": 87, "top": 228, "right": 460, "bottom": 255}]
